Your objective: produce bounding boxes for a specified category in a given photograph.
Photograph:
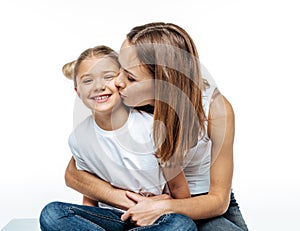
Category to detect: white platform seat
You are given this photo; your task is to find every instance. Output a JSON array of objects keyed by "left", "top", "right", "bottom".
[{"left": 1, "top": 219, "right": 40, "bottom": 231}]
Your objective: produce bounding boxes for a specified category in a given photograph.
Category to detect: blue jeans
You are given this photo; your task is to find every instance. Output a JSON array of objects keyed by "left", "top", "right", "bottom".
[
  {"left": 195, "top": 191, "right": 248, "bottom": 231},
  {"left": 39, "top": 191, "right": 247, "bottom": 231},
  {"left": 39, "top": 202, "right": 197, "bottom": 231}
]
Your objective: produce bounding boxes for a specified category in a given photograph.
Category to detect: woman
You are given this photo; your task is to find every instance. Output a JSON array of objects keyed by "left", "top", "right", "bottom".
[{"left": 65, "top": 22, "right": 248, "bottom": 230}]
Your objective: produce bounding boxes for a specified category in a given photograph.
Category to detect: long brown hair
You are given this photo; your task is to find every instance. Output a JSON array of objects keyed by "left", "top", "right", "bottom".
[
  {"left": 62, "top": 45, "right": 119, "bottom": 87},
  {"left": 127, "top": 22, "right": 207, "bottom": 165}
]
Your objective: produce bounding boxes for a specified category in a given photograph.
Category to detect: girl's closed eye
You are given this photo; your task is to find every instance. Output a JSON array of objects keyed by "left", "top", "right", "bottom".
[
  {"left": 82, "top": 77, "right": 94, "bottom": 84},
  {"left": 103, "top": 72, "right": 118, "bottom": 80}
]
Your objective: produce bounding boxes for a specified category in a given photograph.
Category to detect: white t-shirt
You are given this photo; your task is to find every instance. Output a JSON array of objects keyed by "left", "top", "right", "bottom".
[
  {"left": 183, "top": 73, "right": 217, "bottom": 195},
  {"left": 68, "top": 109, "right": 166, "bottom": 209}
]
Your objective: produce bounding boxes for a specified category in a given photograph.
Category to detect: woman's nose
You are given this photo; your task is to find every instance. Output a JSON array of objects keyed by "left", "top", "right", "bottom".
[{"left": 115, "top": 71, "right": 126, "bottom": 89}]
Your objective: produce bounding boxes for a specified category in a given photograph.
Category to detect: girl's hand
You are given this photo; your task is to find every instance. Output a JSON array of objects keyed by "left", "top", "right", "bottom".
[{"left": 121, "top": 191, "right": 171, "bottom": 226}]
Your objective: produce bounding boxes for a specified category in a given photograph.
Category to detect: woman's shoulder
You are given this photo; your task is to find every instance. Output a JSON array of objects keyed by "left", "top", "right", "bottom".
[{"left": 208, "top": 91, "right": 234, "bottom": 121}]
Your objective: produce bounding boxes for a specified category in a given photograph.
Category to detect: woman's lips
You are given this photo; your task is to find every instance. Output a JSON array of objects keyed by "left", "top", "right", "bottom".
[{"left": 119, "top": 93, "right": 126, "bottom": 99}]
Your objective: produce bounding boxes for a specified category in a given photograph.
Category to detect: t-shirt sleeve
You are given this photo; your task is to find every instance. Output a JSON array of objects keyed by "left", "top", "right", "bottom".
[{"left": 68, "top": 131, "right": 89, "bottom": 171}]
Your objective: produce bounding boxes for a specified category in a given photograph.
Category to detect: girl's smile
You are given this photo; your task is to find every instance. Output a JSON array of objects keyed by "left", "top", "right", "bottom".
[{"left": 90, "top": 94, "right": 112, "bottom": 103}]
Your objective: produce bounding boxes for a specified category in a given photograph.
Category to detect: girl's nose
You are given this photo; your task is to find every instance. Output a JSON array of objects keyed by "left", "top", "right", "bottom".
[{"left": 93, "top": 78, "right": 106, "bottom": 91}]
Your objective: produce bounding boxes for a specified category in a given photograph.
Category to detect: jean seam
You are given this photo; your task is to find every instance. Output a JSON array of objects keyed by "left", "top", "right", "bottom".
[
  {"left": 74, "top": 214, "right": 105, "bottom": 230},
  {"left": 69, "top": 206, "right": 127, "bottom": 224},
  {"left": 129, "top": 214, "right": 170, "bottom": 231}
]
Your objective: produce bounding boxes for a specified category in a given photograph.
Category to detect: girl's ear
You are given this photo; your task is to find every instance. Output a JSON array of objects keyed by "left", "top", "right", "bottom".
[{"left": 74, "top": 87, "right": 80, "bottom": 97}]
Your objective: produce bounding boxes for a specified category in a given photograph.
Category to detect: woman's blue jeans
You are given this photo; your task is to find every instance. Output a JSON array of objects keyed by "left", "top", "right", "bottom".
[
  {"left": 195, "top": 192, "right": 248, "bottom": 231},
  {"left": 39, "top": 191, "right": 247, "bottom": 231}
]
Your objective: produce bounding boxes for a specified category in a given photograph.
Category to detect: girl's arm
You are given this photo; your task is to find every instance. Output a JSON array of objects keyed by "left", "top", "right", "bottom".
[
  {"left": 83, "top": 195, "right": 98, "bottom": 206},
  {"left": 121, "top": 92, "right": 234, "bottom": 224},
  {"left": 65, "top": 157, "right": 136, "bottom": 210},
  {"left": 162, "top": 166, "right": 190, "bottom": 199}
]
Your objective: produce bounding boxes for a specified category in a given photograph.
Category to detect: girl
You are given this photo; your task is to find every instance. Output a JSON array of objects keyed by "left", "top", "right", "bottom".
[{"left": 39, "top": 45, "right": 197, "bottom": 231}]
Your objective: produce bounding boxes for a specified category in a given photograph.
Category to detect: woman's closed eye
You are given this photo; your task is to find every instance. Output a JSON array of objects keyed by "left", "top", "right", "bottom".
[
  {"left": 120, "top": 68, "right": 136, "bottom": 82},
  {"left": 127, "top": 74, "right": 136, "bottom": 82}
]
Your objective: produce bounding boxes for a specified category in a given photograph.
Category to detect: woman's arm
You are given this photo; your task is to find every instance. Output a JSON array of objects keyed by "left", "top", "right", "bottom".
[
  {"left": 83, "top": 195, "right": 98, "bottom": 206},
  {"left": 121, "top": 92, "right": 234, "bottom": 224},
  {"left": 65, "top": 157, "right": 136, "bottom": 210},
  {"left": 173, "top": 92, "right": 234, "bottom": 218}
]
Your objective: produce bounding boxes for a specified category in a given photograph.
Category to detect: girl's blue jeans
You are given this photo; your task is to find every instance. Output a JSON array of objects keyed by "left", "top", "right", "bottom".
[{"left": 39, "top": 191, "right": 248, "bottom": 231}]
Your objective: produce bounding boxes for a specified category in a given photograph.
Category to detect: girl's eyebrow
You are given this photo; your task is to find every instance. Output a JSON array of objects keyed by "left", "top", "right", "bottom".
[
  {"left": 102, "top": 70, "right": 119, "bottom": 74},
  {"left": 79, "top": 70, "right": 117, "bottom": 79},
  {"left": 79, "top": 73, "right": 92, "bottom": 79}
]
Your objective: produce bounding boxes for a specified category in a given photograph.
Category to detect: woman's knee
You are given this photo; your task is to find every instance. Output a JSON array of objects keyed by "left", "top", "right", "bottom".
[{"left": 158, "top": 213, "right": 197, "bottom": 231}]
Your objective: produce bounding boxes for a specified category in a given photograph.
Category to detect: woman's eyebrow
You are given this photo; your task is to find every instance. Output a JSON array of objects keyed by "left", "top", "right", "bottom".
[
  {"left": 118, "top": 56, "right": 138, "bottom": 78},
  {"left": 122, "top": 68, "right": 138, "bottom": 78}
]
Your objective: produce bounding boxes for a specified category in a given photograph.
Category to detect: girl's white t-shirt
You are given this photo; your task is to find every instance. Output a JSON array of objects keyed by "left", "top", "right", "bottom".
[{"left": 69, "top": 109, "right": 166, "bottom": 210}]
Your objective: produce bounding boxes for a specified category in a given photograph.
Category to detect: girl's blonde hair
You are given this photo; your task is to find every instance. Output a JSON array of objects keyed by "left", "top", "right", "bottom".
[
  {"left": 127, "top": 22, "right": 207, "bottom": 164},
  {"left": 62, "top": 45, "right": 119, "bottom": 87}
]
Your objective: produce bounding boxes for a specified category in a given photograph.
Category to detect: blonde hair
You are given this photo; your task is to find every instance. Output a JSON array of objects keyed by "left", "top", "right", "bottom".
[
  {"left": 127, "top": 22, "right": 207, "bottom": 164},
  {"left": 62, "top": 45, "right": 119, "bottom": 87}
]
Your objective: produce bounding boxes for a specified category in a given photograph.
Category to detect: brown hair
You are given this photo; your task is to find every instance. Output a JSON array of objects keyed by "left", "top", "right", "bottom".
[
  {"left": 127, "top": 22, "right": 207, "bottom": 164},
  {"left": 62, "top": 45, "right": 119, "bottom": 87}
]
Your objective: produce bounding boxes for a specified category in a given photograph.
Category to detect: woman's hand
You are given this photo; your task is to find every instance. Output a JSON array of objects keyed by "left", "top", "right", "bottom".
[{"left": 121, "top": 191, "right": 172, "bottom": 226}]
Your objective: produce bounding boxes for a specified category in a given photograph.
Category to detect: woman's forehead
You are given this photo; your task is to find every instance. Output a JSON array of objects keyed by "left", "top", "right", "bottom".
[{"left": 119, "top": 44, "right": 140, "bottom": 70}]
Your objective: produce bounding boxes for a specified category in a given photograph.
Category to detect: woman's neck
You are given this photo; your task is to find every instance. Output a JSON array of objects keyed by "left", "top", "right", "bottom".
[
  {"left": 93, "top": 106, "right": 130, "bottom": 131},
  {"left": 134, "top": 104, "right": 154, "bottom": 114}
]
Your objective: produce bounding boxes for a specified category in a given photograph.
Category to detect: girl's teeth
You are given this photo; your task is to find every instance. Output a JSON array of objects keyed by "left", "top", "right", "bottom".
[{"left": 96, "top": 96, "right": 108, "bottom": 100}]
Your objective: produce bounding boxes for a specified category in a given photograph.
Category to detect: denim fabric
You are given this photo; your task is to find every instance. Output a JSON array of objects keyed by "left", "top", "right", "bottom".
[
  {"left": 39, "top": 202, "right": 197, "bottom": 231},
  {"left": 39, "top": 191, "right": 247, "bottom": 231},
  {"left": 195, "top": 192, "right": 248, "bottom": 231}
]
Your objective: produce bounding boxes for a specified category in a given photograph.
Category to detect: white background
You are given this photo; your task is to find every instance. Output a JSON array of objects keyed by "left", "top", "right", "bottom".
[{"left": 0, "top": 0, "right": 299, "bottom": 230}]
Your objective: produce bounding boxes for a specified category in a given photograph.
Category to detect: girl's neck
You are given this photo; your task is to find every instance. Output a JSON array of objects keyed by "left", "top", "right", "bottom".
[{"left": 93, "top": 106, "right": 130, "bottom": 131}]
